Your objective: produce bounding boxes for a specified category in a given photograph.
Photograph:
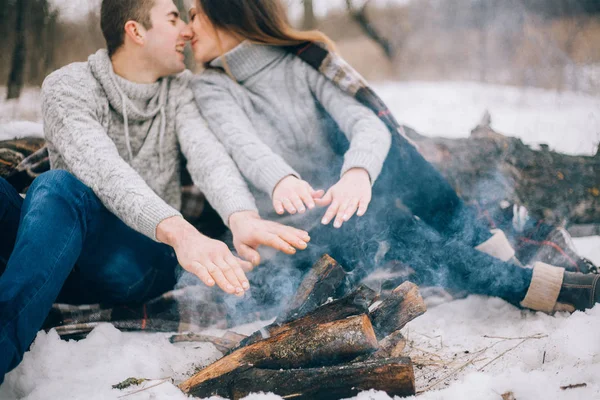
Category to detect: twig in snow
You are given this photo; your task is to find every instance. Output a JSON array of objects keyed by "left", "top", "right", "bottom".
[
  {"left": 416, "top": 354, "right": 479, "bottom": 393},
  {"left": 542, "top": 351, "right": 546, "bottom": 364},
  {"left": 117, "top": 378, "right": 172, "bottom": 398},
  {"left": 408, "top": 345, "right": 445, "bottom": 360},
  {"left": 416, "top": 336, "right": 526, "bottom": 394},
  {"left": 477, "top": 339, "right": 528, "bottom": 372},
  {"left": 560, "top": 383, "right": 587, "bottom": 390},
  {"left": 483, "top": 333, "right": 547, "bottom": 340},
  {"left": 411, "top": 330, "right": 442, "bottom": 341}
]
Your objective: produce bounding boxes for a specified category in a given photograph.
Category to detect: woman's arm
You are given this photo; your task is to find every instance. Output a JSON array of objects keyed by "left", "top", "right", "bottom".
[
  {"left": 304, "top": 60, "right": 392, "bottom": 184},
  {"left": 176, "top": 74, "right": 310, "bottom": 264},
  {"left": 303, "top": 59, "right": 392, "bottom": 227},
  {"left": 191, "top": 71, "right": 300, "bottom": 198}
]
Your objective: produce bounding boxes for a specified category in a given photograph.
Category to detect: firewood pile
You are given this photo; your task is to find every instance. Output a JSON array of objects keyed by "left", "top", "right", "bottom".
[{"left": 176, "top": 254, "right": 427, "bottom": 399}]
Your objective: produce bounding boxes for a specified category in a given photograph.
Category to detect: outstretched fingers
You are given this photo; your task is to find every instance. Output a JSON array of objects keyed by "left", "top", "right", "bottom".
[{"left": 190, "top": 261, "right": 215, "bottom": 288}]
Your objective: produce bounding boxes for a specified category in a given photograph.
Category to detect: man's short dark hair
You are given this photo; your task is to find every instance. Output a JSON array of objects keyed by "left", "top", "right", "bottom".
[{"left": 101, "top": 0, "right": 156, "bottom": 57}]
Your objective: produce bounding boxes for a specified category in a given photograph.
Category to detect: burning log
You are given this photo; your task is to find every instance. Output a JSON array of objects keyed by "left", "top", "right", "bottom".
[
  {"left": 179, "top": 256, "right": 425, "bottom": 398},
  {"left": 370, "top": 281, "right": 427, "bottom": 340},
  {"left": 277, "top": 254, "right": 349, "bottom": 323},
  {"left": 222, "top": 331, "right": 247, "bottom": 343},
  {"left": 186, "top": 358, "right": 415, "bottom": 399},
  {"left": 234, "top": 284, "right": 378, "bottom": 350},
  {"left": 366, "top": 331, "right": 408, "bottom": 360},
  {"left": 178, "top": 314, "right": 378, "bottom": 394}
]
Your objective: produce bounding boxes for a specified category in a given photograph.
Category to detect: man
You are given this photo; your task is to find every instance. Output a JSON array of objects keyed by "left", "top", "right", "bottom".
[{"left": 0, "top": 0, "right": 309, "bottom": 382}]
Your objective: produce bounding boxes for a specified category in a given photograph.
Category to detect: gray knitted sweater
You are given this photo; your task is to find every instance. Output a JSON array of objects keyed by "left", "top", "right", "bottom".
[
  {"left": 41, "top": 49, "right": 257, "bottom": 240},
  {"left": 192, "top": 41, "right": 391, "bottom": 228}
]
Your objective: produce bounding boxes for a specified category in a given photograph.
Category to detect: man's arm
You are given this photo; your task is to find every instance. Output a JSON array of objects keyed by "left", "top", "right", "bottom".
[
  {"left": 43, "top": 70, "right": 252, "bottom": 295},
  {"left": 175, "top": 79, "right": 260, "bottom": 224},
  {"left": 41, "top": 69, "right": 181, "bottom": 241}
]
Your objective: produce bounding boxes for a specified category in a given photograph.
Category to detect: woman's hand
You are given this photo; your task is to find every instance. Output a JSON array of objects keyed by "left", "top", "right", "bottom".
[
  {"left": 272, "top": 175, "right": 325, "bottom": 215},
  {"left": 315, "top": 168, "right": 372, "bottom": 228},
  {"left": 229, "top": 211, "right": 311, "bottom": 267}
]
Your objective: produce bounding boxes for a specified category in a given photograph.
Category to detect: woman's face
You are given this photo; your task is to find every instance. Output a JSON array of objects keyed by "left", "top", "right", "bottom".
[{"left": 188, "top": 6, "right": 237, "bottom": 64}]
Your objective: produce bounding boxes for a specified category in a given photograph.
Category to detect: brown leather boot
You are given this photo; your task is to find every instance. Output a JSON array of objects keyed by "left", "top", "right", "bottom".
[
  {"left": 520, "top": 262, "right": 600, "bottom": 313},
  {"left": 556, "top": 272, "right": 600, "bottom": 311}
]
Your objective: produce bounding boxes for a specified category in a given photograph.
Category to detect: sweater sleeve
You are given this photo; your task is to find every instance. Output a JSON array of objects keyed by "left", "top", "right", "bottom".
[
  {"left": 192, "top": 71, "right": 300, "bottom": 197},
  {"left": 41, "top": 68, "right": 181, "bottom": 241},
  {"left": 173, "top": 75, "right": 258, "bottom": 225},
  {"left": 304, "top": 61, "right": 391, "bottom": 184}
]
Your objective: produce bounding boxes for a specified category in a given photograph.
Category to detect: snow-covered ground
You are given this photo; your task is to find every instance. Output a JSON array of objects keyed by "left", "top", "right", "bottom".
[
  {"left": 373, "top": 81, "right": 600, "bottom": 156},
  {"left": 1, "top": 246, "right": 599, "bottom": 400},
  {"left": 0, "top": 81, "right": 599, "bottom": 400}
]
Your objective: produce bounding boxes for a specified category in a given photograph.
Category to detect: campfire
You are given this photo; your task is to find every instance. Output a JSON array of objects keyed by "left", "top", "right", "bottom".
[{"left": 176, "top": 254, "right": 427, "bottom": 399}]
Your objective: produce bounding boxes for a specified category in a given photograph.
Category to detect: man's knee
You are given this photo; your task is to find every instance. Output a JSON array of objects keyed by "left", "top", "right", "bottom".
[
  {"left": 27, "top": 170, "right": 97, "bottom": 207},
  {"left": 29, "top": 170, "right": 86, "bottom": 194}
]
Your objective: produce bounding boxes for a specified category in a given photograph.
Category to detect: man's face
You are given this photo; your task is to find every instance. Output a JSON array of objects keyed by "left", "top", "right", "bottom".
[{"left": 143, "top": 0, "right": 192, "bottom": 76}]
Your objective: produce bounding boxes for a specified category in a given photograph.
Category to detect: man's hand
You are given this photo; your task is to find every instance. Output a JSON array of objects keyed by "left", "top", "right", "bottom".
[
  {"left": 316, "top": 168, "right": 372, "bottom": 229},
  {"left": 157, "top": 216, "right": 251, "bottom": 296},
  {"left": 272, "top": 175, "right": 325, "bottom": 215},
  {"left": 229, "top": 211, "right": 311, "bottom": 266}
]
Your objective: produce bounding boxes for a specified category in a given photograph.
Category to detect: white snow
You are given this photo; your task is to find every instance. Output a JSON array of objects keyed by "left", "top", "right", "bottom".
[
  {"left": 0, "top": 121, "right": 44, "bottom": 141},
  {"left": 574, "top": 236, "right": 600, "bottom": 266},
  {"left": 0, "top": 87, "right": 45, "bottom": 127},
  {"left": 372, "top": 81, "right": 600, "bottom": 156},
  {"left": 1, "top": 81, "right": 599, "bottom": 399}
]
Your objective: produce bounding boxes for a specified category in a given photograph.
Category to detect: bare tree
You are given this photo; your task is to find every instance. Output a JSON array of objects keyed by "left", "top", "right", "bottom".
[
  {"left": 477, "top": 0, "right": 490, "bottom": 82},
  {"left": 7, "top": 0, "right": 26, "bottom": 100},
  {"left": 303, "top": 0, "right": 316, "bottom": 30},
  {"left": 345, "top": 0, "right": 394, "bottom": 59}
]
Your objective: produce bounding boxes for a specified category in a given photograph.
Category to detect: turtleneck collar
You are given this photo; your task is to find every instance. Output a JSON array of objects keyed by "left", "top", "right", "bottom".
[
  {"left": 88, "top": 49, "right": 169, "bottom": 167},
  {"left": 209, "top": 41, "right": 286, "bottom": 82}
]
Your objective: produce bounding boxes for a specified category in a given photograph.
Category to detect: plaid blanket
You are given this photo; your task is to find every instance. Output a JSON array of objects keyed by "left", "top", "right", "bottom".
[{"left": 1, "top": 43, "right": 597, "bottom": 339}]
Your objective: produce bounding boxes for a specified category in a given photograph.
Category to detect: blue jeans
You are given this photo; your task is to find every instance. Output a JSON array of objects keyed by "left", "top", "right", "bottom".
[
  {"left": 0, "top": 171, "right": 178, "bottom": 383},
  {"left": 226, "top": 135, "right": 534, "bottom": 322}
]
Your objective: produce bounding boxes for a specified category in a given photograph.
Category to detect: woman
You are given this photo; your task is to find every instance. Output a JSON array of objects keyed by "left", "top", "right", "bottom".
[{"left": 187, "top": 0, "right": 598, "bottom": 314}]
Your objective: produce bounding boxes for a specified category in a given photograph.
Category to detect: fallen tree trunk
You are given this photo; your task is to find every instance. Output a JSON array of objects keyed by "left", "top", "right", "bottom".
[
  {"left": 187, "top": 358, "right": 415, "bottom": 399},
  {"left": 1, "top": 117, "right": 598, "bottom": 225},
  {"left": 405, "top": 116, "right": 600, "bottom": 225},
  {"left": 178, "top": 314, "right": 378, "bottom": 394}
]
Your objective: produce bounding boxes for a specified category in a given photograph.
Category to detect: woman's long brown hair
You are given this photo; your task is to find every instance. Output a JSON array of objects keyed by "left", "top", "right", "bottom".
[{"left": 195, "top": 0, "right": 336, "bottom": 52}]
